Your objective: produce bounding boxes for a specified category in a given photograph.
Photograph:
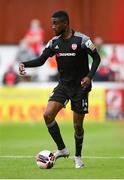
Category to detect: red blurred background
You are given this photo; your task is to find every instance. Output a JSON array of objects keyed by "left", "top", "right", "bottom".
[{"left": 0, "top": 0, "right": 124, "bottom": 44}]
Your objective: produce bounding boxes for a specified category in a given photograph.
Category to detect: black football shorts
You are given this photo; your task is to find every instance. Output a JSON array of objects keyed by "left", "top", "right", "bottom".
[{"left": 49, "top": 82, "right": 90, "bottom": 114}]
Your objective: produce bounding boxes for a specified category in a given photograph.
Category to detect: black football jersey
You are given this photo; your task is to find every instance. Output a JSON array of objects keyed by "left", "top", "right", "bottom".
[{"left": 23, "top": 30, "right": 98, "bottom": 83}]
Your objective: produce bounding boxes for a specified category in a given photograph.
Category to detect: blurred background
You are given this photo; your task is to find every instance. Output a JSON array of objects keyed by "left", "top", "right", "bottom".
[{"left": 0, "top": 0, "right": 124, "bottom": 122}]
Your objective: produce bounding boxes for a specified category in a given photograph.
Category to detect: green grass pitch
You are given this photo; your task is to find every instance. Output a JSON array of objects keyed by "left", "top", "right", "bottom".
[{"left": 0, "top": 121, "right": 124, "bottom": 179}]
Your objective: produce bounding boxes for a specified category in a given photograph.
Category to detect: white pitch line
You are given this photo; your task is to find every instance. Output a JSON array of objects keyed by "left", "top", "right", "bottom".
[
  {"left": 0, "top": 155, "right": 124, "bottom": 159},
  {"left": 0, "top": 155, "right": 34, "bottom": 158}
]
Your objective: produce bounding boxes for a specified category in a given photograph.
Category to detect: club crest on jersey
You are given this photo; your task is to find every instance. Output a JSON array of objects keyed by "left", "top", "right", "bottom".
[{"left": 71, "top": 43, "right": 77, "bottom": 50}]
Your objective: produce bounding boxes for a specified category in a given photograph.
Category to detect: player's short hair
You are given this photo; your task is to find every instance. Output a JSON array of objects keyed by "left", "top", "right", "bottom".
[{"left": 52, "top": 10, "right": 69, "bottom": 24}]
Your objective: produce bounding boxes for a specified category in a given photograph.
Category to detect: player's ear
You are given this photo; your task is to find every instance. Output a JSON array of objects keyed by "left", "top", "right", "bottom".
[{"left": 64, "top": 21, "right": 68, "bottom": 27}]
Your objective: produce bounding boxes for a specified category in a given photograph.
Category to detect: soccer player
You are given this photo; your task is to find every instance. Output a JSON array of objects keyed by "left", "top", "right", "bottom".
[{"left": 19, "top": 11, "right": 101, "bottom": 168}]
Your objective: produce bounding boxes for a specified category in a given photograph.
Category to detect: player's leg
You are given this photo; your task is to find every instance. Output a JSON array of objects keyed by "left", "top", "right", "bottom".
[
  {"left": 44, "top": 100, "right": 69, "bottom": 159},
  {"left": 71, "top": 91, "right": 89, "bottom": 168},
  {"left": 73, "top": 112, "right": 85, "bottom": 156},
  {"left": 44, "top": 100, "right": 63, "bottom": 125},
  {"left": 44, "top": 101, "right": 65, "bottom": 150},
  {"left": 73, "top": 112, "right": 85, "bottom": 168}
]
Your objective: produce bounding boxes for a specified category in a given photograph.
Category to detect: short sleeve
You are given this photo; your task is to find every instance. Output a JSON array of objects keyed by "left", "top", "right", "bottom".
[{"left": 81, "top": 34, "right": 96, "bottom": 53}]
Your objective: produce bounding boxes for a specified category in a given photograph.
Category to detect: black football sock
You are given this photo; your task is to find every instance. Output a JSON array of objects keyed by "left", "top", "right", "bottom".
[
  {"left": 47, "top": 120, "right": 65, "bottom": 150},
  {"left": 74, "top": 132, "right": 84, "bottom": 157}
]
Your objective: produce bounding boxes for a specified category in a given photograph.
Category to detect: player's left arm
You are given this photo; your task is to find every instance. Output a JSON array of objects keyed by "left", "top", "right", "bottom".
[
  {"left": 85, "top": 39, "right": 101, "bottom": 79},
  {"left": 81, "top": 38, "right": 101, "bottom": 88}
]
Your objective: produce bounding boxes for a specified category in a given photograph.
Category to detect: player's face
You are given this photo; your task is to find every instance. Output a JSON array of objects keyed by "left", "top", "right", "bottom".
[{"left": 51, "top": 18, "right": 67, "bottom": 36}]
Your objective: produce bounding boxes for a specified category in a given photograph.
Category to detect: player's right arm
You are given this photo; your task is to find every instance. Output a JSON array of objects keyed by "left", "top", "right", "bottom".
[{"left": 19, "top": 39, "right": 55, "bottom": 75}]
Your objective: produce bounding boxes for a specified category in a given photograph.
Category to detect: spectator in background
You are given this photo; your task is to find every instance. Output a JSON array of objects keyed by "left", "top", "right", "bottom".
[
  {"left": 16, "top": 19, "right": 45, "bottom": 81},
  {"left": 16, "top": 19, "right": 45, "bottom": 61},
  {"left": 3, "top": 65, "right": 19, "bottom": 86},
  {"left": 94, "top": 37, "right": 106, "bottom": 57},
  {"left": 109, "top": 46, "right": 121, "bottom": 81},
  {"left": 93, "top": 37, "right": 112, "bottom": 81},
  {"left": 23, "top": 19, "right": 45, "bottom": 56}
]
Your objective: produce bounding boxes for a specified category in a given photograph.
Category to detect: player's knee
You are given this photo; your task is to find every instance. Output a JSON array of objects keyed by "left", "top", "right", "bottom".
[
  {"left": 43, "top": 111, "right": 53, "bottom": 123},
  {"left": 43, "top": 111, "right": 51, "bottom": 121},
  {"left": 74, "top": 124, "right": 84, "bottom": 136}
]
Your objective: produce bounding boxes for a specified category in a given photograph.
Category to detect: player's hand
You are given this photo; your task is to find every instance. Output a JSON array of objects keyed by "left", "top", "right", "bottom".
[
  {"left": 81, "top": 76, "right": 91, "bottom": 89},
  {"left": 19, "top": 63, "right": 26, "bottom": 75}
]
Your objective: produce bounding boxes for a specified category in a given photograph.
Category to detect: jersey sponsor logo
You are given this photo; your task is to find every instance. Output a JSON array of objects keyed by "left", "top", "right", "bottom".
[
  {"left": 85, "top": 39, "right": 96, "bottom": 51},
  {"left": 71, "top": 43, "right": 77, "bottom": 50},
  {"left": 57, "top": 53, "right": 76, "bottom": 57}
]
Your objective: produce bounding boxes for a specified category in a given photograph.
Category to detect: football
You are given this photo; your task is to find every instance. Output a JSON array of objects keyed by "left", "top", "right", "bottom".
[{"left": 36, "top": 150, "right": 55, "bottom": 169}]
